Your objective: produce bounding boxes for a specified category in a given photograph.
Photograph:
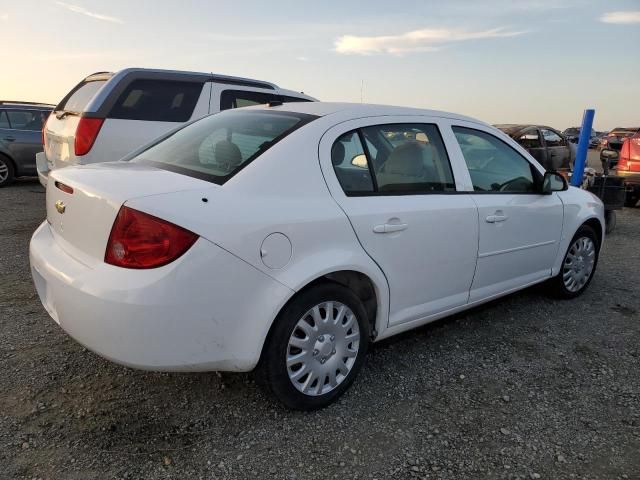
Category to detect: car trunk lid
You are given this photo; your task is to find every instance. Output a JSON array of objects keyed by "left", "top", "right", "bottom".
[{"left": 46, "top": 162, "right": 213, "bottom": 265}]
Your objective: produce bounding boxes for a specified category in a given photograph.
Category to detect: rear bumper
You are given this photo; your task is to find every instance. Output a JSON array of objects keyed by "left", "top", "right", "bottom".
[
  {"left": 615, "top": 171, "right": 640, "bottom": 191},
  {"left": 36, "top": 152, "right": 49, "bottom": 188},
  {"left": 29, "top": 221, "right": 293, "bottom": 372}
]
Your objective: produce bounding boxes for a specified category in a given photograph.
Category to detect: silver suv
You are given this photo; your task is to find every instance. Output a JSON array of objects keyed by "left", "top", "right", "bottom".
[
  {"left": 0, "top": 101, "right": 53, "bottom": 186},
  {"left": 38, "top": 68, "right": 315, "bottom": 187}
]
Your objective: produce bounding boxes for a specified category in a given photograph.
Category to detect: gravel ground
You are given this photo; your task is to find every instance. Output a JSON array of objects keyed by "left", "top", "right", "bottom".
[{"left": 1, "top": 178, "right": 639, "bottom": 480}]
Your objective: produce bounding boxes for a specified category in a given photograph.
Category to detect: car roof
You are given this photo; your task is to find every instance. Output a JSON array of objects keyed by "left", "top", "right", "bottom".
[
  {"left": 494, "top": 124, "right": 556, "bottom": 135},
  {"left": 0, "top": 100, "right": 54, "bottom": 109},
  {"left": 247, "top": 101, "right": 485, "bottom": 124}
]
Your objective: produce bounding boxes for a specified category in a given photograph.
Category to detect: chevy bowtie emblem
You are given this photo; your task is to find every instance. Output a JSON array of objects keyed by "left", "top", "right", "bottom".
[{"left": 55, "top": 200, "right": 66, "bottom": 214}]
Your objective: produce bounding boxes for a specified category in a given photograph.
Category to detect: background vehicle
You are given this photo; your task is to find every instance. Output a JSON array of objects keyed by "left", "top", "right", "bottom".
[
  {"left": 38, "top": 68, "right": 315, "bottom": 186},
  {"left": 495, "top": 124, "right": 573, "bottom": 172},
  {"left": 599, "top": 127, "right": 640, "bottom": 172},
  {"left": 563, "top": 126, "right": 597, "bottom": 147},
  {"left": 0, "top": 101, "right": 53, "bottom": 186},
  {"left": 30, "top": 103, "right": 604, "bottom": 410},
  {"left": 611, "top": 133, "right": 640, "bottom": 207}
]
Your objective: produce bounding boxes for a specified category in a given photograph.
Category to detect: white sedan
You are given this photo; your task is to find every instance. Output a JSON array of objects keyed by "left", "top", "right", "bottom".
[{"left": 30, "top": 103, "right": 604, "bottom": 410}]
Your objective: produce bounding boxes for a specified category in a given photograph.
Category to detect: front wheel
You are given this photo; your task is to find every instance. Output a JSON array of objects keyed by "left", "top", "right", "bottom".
[
  {"left": 257, "top": 283, "right": 369, "bottom": 410},
  {"left": 547, "top": 225, "right": 599, "bottom": 298}
]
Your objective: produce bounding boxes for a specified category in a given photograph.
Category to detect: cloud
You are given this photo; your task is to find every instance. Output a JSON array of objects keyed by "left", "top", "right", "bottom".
[
  {"left": 55, "top": 1, "right": 124, "bottom": 24},
  {"left": 335, "top": 27, "right": 526, "bottom": 55},
  {"left": 600, "top": 11, "right": 640, "bottom": 24}
]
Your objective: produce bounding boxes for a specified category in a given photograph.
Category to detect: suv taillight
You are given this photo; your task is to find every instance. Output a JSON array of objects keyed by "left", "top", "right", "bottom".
[
  {"left": 617, "top": 141, "right": 631, "bottom": 171},
  {"left": 41, "top": 113, "right": 50, "bottom": 147},
  {"left": 105, "top": 207, "right": 198, "bottom": 269},
  {"left": 74, "top": 117, "right": 104, "bottom": 156}
]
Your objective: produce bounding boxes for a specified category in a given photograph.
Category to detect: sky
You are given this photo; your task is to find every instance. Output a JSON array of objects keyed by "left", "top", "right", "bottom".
[{"left": 1, "top": 0, "right": 639, "bottom": 130}]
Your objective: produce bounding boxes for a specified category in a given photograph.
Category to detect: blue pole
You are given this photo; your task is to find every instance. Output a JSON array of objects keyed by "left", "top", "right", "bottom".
[{"left": 570, "top": 108, "right": 595, "bottom": 186}]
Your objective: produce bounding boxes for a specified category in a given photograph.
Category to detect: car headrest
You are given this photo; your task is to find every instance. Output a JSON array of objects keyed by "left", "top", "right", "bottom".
[
  {"left": 214, "top": 140, "right": 242, "bottom": 169},
  {"left": 331, "top": 141, "right": 346, "bottom": 166},
  {"left": 383, "top": 141, "right": 425, "bottom": 176}
]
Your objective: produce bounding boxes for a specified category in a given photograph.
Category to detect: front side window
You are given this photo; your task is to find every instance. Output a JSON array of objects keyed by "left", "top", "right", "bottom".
[
  {"left": 0, "top": 111, "right": 9, "bottom": 129},
  {"left": 109, "top": 80, "right": 204, "bottom": 122},
  {"left": 132, "top": 110, "right": 316, "bottom": 185},
  {"left": 5, "top": 110, "right": 49, "bottom": 131},
  {"left": 220, "top": 90, "right": 279, "bottom": 110},
  {"left": 453, "top": 126, "right": 539, "bottom": 193},
  {"left": 541, "top": 128, "right": 565, "bottom": 147},
  {"left": 517, "top": 129, "right": 541, "bottom": 149}
]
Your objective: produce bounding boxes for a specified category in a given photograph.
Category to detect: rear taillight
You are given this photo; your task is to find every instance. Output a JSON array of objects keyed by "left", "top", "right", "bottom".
[
  {"left": 41, "top": 114, "right": 50, "bottom": 147},
  {"left": 74, "top": 117, "right": 104, "bottom": 156},
  {"left": 105, "top": 206, "right": 198, "bottom": 269},
  {"left": 617, "top": 141, "right": 631, "bottom": 171}
]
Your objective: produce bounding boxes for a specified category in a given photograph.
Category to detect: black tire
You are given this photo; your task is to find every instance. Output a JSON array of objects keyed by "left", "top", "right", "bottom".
[
  {"left": 604, "top": 210, "right": 616, "bottom": 234},
  {"left": 257, "top": 283, "right": 370, "bottom": 410},
  {"left": 547, "top": 224, "right": 599, "bottom": 299},
  {"left": 624, "top": 195, "right": 638, "bottom": 208},
  {"left": 0, "top": 154, "right": 15, "bottom": 187}
]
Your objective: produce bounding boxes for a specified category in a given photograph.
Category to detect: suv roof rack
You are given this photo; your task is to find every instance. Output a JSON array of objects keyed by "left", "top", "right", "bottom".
[{"left": 0, "top": 100, "right": 55, "bottom": 108}]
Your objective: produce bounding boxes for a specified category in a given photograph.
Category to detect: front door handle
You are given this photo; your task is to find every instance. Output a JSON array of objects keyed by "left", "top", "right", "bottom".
[
  {"left": 486, "top": 214, "right": 508, "bottom": 223},
  {"left": 373, "top": 223, "right": 408, "bottom": 233},
  {"left": 3, "top": 136, "right": 15, "bottom": 142}
]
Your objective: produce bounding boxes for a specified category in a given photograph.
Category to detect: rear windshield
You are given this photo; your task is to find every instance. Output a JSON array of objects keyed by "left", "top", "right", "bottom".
[
  {"left": 59, "top": 80, "right": 107, "bottom": 113},
  {"left": 132, "top": 109, "right": 317, "bottom": 184}
]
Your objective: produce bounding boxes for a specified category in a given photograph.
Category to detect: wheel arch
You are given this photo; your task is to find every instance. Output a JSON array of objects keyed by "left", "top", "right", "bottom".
[{"left": 257, "top": 267, "right": 389, "bottom": 367}]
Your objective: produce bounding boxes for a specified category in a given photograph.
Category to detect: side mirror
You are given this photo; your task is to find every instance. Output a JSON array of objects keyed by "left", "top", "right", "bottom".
[
  {"left": 542, "top": 171, "right": 568, "bottom": 194},
  {"left": 351, "top": 154, "right": 368, "bottom": 168}
]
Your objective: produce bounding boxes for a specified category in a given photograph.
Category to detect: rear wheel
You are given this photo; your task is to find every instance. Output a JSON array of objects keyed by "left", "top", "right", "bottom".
[
  {"left": 625, "top": 194, "right": 638, "bottom": 208},
  {"left": 547, "top": 225, "right": 599, "bottom": 298},
  {"left": 257, "top": 283, "right": 369, "bottom": 410},
  {"left": 0, "top": 155, "right": 15, "bottom": 187}
]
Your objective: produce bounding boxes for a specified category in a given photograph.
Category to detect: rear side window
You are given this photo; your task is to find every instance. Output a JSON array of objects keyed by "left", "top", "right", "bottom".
[
  {"left": 517, "top": 129, "right": 541, "bottom": 149},
  {"left": 220, "top": 90, "right": 279, "bottom": 110},
  {"left": 132, "top": 110, "right": 316, "bottom": 185},
  {"left": 59, "top": 80, "right": 106, "bottom": 113},
  {"left": 332, "top": 123, "right": 455, "bottom": 196},
  {"left": 5, "top": 110, "right": 49, "bottom": 131},
  {"left": 109, "top": 80, "right": 204, "bottom": 122}
]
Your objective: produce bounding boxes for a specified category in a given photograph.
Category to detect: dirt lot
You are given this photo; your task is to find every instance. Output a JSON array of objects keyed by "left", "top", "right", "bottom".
[{"left": 1, "top": 179, "right": 639, "bottom": 480}]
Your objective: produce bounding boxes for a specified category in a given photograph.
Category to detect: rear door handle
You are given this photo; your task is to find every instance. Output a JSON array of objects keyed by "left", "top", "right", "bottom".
[
  {"left": 486, "top": 214, "right": 508, "bottom": 223},
  {"left": 373, "top": 223, "right": 408, "bottom": 233},
  {"left": 3, "top": 136, "right": 15, "bottom": 142}
]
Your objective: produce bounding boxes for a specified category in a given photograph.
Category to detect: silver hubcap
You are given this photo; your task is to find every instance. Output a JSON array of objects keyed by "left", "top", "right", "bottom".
[
  {"left": 563, "top": 236, "right": 596, "bottom": 292},
  {"left": 0, "top": 160, "right": 8, "bottom": 182},
  {"left": 286, "top": 301, "right": 360, "bottom": 396}
]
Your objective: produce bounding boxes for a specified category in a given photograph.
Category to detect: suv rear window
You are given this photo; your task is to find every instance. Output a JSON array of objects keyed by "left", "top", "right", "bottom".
[
  {"left": 132, "top": 109, "right": 316, "bottom": 185},
  {"left": 59, "top": 80, "right": 107, "bottom": 113},
  {"left": 109, "top": 79, "right": 203, "bottom": 122}
]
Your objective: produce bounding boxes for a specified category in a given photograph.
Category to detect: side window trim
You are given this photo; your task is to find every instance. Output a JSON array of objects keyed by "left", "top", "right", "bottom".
[
  {"left": 451, "top": 124, "right": 543, "bottom": 194},
  {"left": 356, "top": 129, "right": 379, "bottom": 192}
]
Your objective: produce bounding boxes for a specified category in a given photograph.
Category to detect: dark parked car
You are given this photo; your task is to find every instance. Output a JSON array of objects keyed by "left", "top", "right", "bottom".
[
  {"left": 563, "top": 127, "right": 598, "bottom": 148},
  {"left": 0, "top": 101, "right": 53, "bottom": 186},
  {"left": 495, "top": 124, "right": 572, "bottom": 172}
]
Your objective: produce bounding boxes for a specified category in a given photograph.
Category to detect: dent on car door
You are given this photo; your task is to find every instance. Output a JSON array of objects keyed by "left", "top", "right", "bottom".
[
  {"left": 319, "top": 119, "right": 478, "bottom": 327},
  {"left": 451, "top": 125, "right": 564, "bottom": 302}
]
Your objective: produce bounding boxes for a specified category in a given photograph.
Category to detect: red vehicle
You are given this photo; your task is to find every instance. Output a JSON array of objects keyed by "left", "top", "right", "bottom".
[{"left": 613, "top": 133, "right": 640, "bottom": 207}]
